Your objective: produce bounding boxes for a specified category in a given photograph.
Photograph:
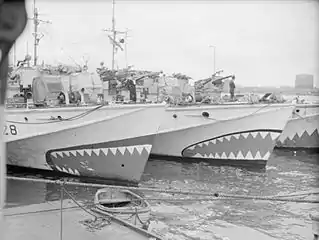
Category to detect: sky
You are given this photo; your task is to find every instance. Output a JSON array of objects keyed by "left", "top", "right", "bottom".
[{"left": 11, "top": 0, "right": 319, "bottom": 87}]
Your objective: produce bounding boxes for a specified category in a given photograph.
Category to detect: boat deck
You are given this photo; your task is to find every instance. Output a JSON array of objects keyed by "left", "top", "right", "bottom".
[{"left": 4, "top": 200, "right": 160, "bottom": 240}]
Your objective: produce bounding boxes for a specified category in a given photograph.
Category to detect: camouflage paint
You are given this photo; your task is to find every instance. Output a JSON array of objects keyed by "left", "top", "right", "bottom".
[
  {"left": 276, "top": 113, "right": 319, "bottom": 150},
  {"left": 46, "top": 142, "right": 152, "bottom": 183},
  {"left": 182, "top": 129, "right": 282, "bottom": 161}
]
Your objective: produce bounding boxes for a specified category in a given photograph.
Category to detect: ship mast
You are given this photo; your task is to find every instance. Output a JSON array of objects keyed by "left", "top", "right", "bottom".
[
  {"left": 111, "top": 0, "right": 116, "bottom": 71},
  {"left": 103, "top": 0, "right": 130, "bottom": 71},
  {"left": 29, "top": 0, "right": 51, "bottom": 66}
]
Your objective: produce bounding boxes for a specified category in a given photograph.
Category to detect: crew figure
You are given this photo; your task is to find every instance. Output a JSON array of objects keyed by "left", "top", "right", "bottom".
[{"left": 229, "top": 76, "right": 236, "bottom": 100}]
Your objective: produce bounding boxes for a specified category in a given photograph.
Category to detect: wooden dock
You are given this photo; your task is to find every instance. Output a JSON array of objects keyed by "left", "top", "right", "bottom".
[{"left": 4, "top": 200, "right": 162, "bottom": 240}]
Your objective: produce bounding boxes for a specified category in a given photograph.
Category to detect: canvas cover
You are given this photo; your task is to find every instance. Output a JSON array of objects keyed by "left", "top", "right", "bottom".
[
  {"left": 69, "top": 72, "right": 102, "bottom": 95},
  {"left": 32, "top": 75, "right": 65, "bottom": 104}
]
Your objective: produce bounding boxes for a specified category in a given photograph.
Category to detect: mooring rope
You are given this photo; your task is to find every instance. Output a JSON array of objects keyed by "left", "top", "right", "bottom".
[
  {"left": 6, "top": 176, "right": 319, "bottom": 204},
  {"left": 6, "top": 104, "right": 105, "bottom": 124}
]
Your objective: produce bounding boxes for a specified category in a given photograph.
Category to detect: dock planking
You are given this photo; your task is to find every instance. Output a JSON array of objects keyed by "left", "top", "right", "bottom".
[{"left": 4, "top": 200, "right": 160, "bottom": 240}]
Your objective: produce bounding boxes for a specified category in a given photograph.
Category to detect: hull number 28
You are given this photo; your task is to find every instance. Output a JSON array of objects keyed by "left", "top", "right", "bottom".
[{"left": 3, "top": 124, "right": 18, "bottom": 135}]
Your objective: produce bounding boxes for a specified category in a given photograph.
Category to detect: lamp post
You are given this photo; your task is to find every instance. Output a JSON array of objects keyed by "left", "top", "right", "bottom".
[{"left": 208, "top": 45, "right": 216, "bottom": 75}]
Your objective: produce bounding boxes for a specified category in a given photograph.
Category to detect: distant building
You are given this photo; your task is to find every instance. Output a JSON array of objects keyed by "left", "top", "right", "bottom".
[{"left": 295, "top": 74, "right": 314, "bottom": 89}]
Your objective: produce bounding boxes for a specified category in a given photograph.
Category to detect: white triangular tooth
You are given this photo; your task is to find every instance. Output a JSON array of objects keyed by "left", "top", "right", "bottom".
[
  {"left": 233, "top": 134, "right": 240, "bottom": 140},
  {"left": 69, "top": 150, "right": 77, "bottom": 157},
  {"left": 287, "top": 134, "right": 295, "bottom": 141},
  {"left": 51, "top": 152, "right": 58, "bottom": 158},
  {"left": 245, "top": 151, "right": 254, "bottom": 160},
  {"left": 263, "top": 151, "right": 271, "bottom": 160},
  {"left": 63, "top": 151, "right": 70, "bottom": 157},
  {"left": 193, "top": 153, "right": 203, "bottom": 158},
  {"left": 109, "top": 148, "right": 117, "bottom": 155},
  {"left": 55, "top": 165, "right": 62, "bottom": 172},
  {"left": 228, "top": 152, "right": 236, "bottom": 159},
  {"left": 276, "top": 137, "right": 284, "bottom": 143},
  {"left": 68, "top": 168, "right": 74, "bottom": 175},
  {"left": 215, "top": 153, "right": 220, "bottom": 158},
  {"left": 255, "top": 151, "right": 262, "bottom": 160},
  {"left": 242, "top": 133, "right": 249, "bottom": 139},
  {"left": 198, "top": 143, "right": 204, "bottom": 147},
  {"left": 77, "top": 150, "right": 85, "bottom": 156},
  {"left": 224, "top": 135, "right": 231, "bottom": 141},
  {"left": 217, "top": 138, "right": 223, "bottom": 143},
  {"left": 208, "top": 153, "right": 214, "bottom": 158},
  {"left": 102, "top": 148, "right": 110, "bottom": 156},
  {"left": 135, "top": 146, "right": 144, "bottom": 155},
  {"left": 204, "top": 141, "right": 209, "bottom": 146},
  {"left": 118, "top": 147, "right": 126, "bottom": 155},
  {"left": 74, "top": 169, "right": 80, "bottom": 176},
  {"left": 126, "top": 146, "right": 135, "bottom": 154},
  {"left": 259, "top": 132, "right": 268, "bottom": 139},
  {"left": 62, "top": 167, "right": 69, "bottom": 173},
  {"left": 56, "top": 152, "right": 64, "bottom": 158},
  {"left": 85, "top": 149, "right": 92, "bottom": 156},
  {"left": 188, "top": 145, "right": 195, "bottom": 150},
  {"left": 221, "top": 152, "right": 227, "bottom": 159},
  {"left": 143, "top": 145, "right": 152, "bottom": 154},
  {"left": 297, "top": 131, "right": 304, "bottom": 138},
  {"left": 93, "top": 149, "right": 101, "bottom": 156},
  {"left": 236, "top": 151, "right": 244, "bottom": 159},
  {"left": 251, "top": 132, "right": 258, "bottom": 138},
  {"left": 305, "top": 129, "right": 313, "bottom": 136},
  {"left": 270, "top": 132, "right": 280, "bottom": 140},
  {"left": 210, "top": 139, "right": 216, "bottom": 144}
]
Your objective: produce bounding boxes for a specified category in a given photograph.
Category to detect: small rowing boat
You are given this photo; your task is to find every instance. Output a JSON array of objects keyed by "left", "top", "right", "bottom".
[{"left": 93, "top": 188, "right": 151, "bottom": 229}]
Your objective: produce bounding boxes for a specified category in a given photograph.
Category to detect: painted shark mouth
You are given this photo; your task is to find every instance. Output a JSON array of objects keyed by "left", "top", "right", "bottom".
[
  {"left": 46, "top": 144, "right": 152, "bottom": 180},
  {"left": 276, "top": 114, "right": 319, "bottom": 149},
  {"left": 277, "top": 128, "right": 319, "bottom": 149},
  {"left": 182, "top": 129, "right": 282, "bottom": 161}
]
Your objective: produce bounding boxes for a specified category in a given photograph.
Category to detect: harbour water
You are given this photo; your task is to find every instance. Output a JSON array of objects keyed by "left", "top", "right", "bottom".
[{"left": 5, "top": 150, "right": 319, "bottom": 240}]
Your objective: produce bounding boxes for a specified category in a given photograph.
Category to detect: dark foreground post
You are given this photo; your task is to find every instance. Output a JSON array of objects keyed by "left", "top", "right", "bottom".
[
  {"left": 0, "top": 0, "right": 27, "bottom": 239},
  {"left": 310, "top": 214, "right": 319, "bottom": 240}
]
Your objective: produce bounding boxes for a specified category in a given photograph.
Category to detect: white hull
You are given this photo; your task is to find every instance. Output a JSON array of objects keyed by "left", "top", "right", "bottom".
[
  {"left": 3, "top": 102, "right": 305, "bottom": 180},
  {"left": 159, "top": 103, "right": 319, "bottom": 151},
  {"left": 5, "top": 104, "right": 165, "bottom": 183},
  {"left": 277, "top": 113, "right": 319, "bottom": 150},
  {"left": 151, "top": 106, "right": 293, "bottom": 166}
]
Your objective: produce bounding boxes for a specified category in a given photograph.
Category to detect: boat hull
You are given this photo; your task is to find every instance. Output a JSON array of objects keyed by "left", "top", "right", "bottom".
[
  {"left": 159, "top": 103, "right": 319, "bottom": 151},
  {"left": 151, "top": 106, "right": 294, "bottom": 168},
  {"left": 5, "top": 104, "right": 164, "bottom": 184},
  {"left": 6, "top": 102, "right": 315, "bottom": 177},
  {"left": 93, "top": 189, "right": 151, "bottom": 228},
  {"left": 276, "top": 113, "right": 319, "bottom": 151},
  {"left": 94, "top": 207, "right": 150, "bottom": 228}
]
